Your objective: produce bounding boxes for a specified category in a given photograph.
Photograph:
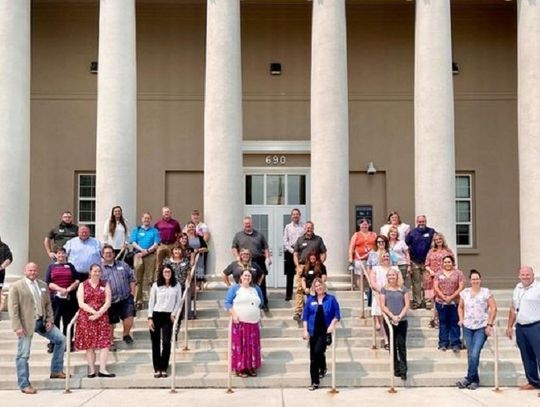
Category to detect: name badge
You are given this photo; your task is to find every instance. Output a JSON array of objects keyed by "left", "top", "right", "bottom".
[
  {"left": 139, "top": 232, "right": 146, "bottom": 236},
  {"left": 59, "top": 229, "right": 65, "bottom": 233},
  {"left": 311, "top": 301, "right": 318, "bottom": 306},
  {"left": 40, "top": 287, "right": 46, "bottom": 292},
  {"left": 117, "top": 267, "right": 124, "bottom": 270},
  {"left": 423, "top": 233, "right": 430, "bottom": 237},
  {"left": 302, "top": 243, "right": 307, "bottom": 247},
  {"left": 99, "top": 286, "right": 105, "bottom": 291},
  {"left": 308, "top": 270, "right": 314, "bottom": 275},
  {"left": 64, "top": 265, "right": 70, "bottom": 268}
]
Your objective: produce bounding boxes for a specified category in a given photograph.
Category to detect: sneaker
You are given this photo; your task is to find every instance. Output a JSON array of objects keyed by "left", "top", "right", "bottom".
[
  {"left": 319, "top": 368, "right": 327, "bottom": 378},
  {"left": 467, "top": 382, "right": 479, "bottom": 390},
  {"left": 456, "top": 378, "right": 470, "bottom": 389},
  {"left": 438, "top": 346, "right": 448, "bottom": 352},
  {"left": 308, "top": 383, "right": 319, "bottom": 391},
  {"left": 47, "top": 343, "right": 54, "bottom": 354},
  {"left": 400, "top": 373, "right": 407, "bottom": 381},
  {"left": 123, "top": 335, "right": 134, "bottom": 345}
]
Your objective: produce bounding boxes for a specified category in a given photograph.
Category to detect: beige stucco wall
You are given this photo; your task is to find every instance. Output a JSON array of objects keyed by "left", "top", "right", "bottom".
[{"left": 27, "top": 1, "right": 518, "bottom": 287}]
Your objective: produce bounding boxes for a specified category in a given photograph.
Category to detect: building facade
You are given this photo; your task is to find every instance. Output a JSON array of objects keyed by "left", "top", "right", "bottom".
[{"left": 0, "top": 0, "right": 538, "bottom": 288}]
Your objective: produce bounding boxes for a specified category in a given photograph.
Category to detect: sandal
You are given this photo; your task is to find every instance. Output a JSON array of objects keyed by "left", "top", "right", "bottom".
[
  {"left": 235, "top": 371, "right": 248, "bottom": 378},
  {"left": 247, "top": 370, "right": 257, "bottom": 377}
]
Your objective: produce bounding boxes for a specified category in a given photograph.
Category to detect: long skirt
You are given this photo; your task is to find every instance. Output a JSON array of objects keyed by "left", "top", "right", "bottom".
[{"left": 231, "top": 321, "right": 261, "bottom": 372}]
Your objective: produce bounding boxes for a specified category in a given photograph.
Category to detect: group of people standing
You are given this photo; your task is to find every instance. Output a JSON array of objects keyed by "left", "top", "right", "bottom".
[{"left": 3, "top": 205, "right": 540, "bottom": 395}]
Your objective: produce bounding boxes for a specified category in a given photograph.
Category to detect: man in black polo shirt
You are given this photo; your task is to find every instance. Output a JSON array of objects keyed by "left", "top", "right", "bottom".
[
  {"left": 43, "top": 211, "right": 79, "bottom": 261},
  {"left": 231, "top": 216, "right": 272, "bottom": 311},
  {"left": 292, "top": 221, "right": 327, "bottom": 320}
]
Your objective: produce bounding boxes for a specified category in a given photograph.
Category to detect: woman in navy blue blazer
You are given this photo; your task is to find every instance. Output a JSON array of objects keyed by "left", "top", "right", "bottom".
[{"left": 302, "top": 277, "right": 340, "bottom": 390}]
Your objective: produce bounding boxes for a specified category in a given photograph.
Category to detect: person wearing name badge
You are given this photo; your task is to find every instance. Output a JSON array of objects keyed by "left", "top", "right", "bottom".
[
  {"left": 44, "top": 210, "right": 78, "bottom": 262},
  {"left": 102, "top": 206, "right": 129, "bottom": 257},
  {"left": 75, "top": 264, "right": 115, "bottom": 378},
  {"left": 130, "top": 212, "right": 160, "bottom": 310},
  {"left": 45, "top": 247, "right": 79, "bottom": 353},
  {"left": 224, "top": 270, "right": 264, "bottom": 378},
  {"left": 9, "top": 262, "right": 67, "bottom": 394},
  {"left": 302, "top": 278, "right": 340, "bottom": 391},
  {"left": 433, "top": 255, "right": 464, "bottom": 352},
  {"left": 456, "top": 269, "right": 497, "bottom": 390}
]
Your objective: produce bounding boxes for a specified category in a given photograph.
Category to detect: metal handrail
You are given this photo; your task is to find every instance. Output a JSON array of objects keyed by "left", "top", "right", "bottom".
[
  {"left": 359, "top": 261, "right": 378, "bottom": 348},
  {"left": 492, "top": 319, "right": 501, "bottom": 392},
  {"left": 63, "top": 310, "right": 80, "bottom": 394},
  {"left": 170, "top": 252, "right": 200, "bottom": 393},
  {"left": 226, "top": 316, "right": 233, "bottom": 393},
  {"left": 381, "top": 313, "right": 397, "bottom": 393},
  {"left": 328, "top": 330, "right": 338, "bottom": 394}
]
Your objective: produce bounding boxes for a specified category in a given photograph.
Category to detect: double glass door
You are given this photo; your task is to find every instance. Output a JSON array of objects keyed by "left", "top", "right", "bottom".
[{"left": 244, "top": 172, "right": 309, "bottom": 288}]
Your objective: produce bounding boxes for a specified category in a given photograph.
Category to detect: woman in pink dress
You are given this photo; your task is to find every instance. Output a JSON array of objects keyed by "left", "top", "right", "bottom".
[
  {"left": 75, "top": 264, "right": 114, "bottom": 378},
  {"left": 424, "top": 233, "right": 454, "bottom": 328}
]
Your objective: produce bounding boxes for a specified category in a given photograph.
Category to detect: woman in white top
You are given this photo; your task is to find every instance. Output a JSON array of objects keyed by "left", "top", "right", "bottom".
[
  {"left": 224, "top": 270, "right": 264, "bottom": 378},
  {"left": 380, "top": 211, "right": 410, "bottom": 241},
  {"left": 147, "top": 265, "right": 181, "bottom": 378},
  {"left": 371, "top": 252, "right": 399, "bottom": 349},
  {"left": 456, "top": 269, "right": 497, "bottom": 390},
  {"left": 387, "top": 226, "right": 411, "bottom": 287},
  {"left": 103, "top": 206, "right": 129, "bottom": 255}
]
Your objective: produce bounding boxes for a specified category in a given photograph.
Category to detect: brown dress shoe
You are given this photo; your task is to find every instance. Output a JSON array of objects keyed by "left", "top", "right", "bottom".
[
  {"left": 519, "top": 383, "right": 536, "bottom": 390},
  {"left": 50, "top": 371, "right": 67, "bottom": 379},
  {"left": 21, "top": 386, "right": 37, "bottom": 394}
]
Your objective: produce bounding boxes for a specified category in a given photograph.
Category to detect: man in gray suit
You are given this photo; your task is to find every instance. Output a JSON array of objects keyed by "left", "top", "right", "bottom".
[{"left": 9, "top": 262, "right": 66, "bottom": 394}]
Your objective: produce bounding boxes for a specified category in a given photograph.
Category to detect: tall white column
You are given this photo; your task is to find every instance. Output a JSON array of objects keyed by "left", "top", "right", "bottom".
[
  {"left": 414, "top": 0, "right": 456, "bottom": 253},
  {"left": 96, "top": 0, "right": 137, "bottom": 233},
  {"left": 517, "top": 0, "right": 540, "bottom": 276},
  {"left": 0, "top": 1, "right": 30, "bottom": 278},
  {"left": 204, "top": 0, "right": 243, "bottom": 275},
  {"left": 310, "top": 0, "right": 349, "bottom": 275}
]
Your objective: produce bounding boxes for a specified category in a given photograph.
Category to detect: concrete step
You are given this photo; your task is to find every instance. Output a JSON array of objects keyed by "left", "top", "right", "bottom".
[{"left": 0, "top": 370, "right": 525, "bottom": 390}]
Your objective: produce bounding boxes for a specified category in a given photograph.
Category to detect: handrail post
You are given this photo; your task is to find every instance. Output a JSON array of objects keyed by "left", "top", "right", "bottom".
[
  {"left": 493, "top": 319, "right": 501, "bottom": 393},
  {"left": 226, "top": 317, "right": 233, "bottom": 393},
  {"left": 170, "top": 253, "right": 200, "bottom": 393},
  {"left": 382, "top": 314, "right": 397, "bottom": 394},
  {"left": 63, "top": 311, "right": 79, "bottom": 394},
  {"left": 360, "top": 269, "right": 365, "bottom": 320},
  {"left": 328, "top": 330, "right": 339, "bottom": 394},
  {"left": 183, "top": 285, "right": 190, "bottom": 351}
]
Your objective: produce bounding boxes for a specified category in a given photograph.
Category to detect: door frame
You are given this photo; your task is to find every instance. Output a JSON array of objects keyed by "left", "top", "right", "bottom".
[{"left": 243, "top": 167, "right": 310, "bottom": 288}]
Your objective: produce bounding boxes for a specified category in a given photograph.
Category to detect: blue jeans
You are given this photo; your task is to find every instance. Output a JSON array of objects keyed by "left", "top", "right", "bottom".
[
  {"left": 462, "top": 327, "right": 487, "bottom": 384},
  {"left": 16, "top": 319, "right": 65, "bottom": 389},
  {"left": 435, "top": 302, "right": 461, "bottom": 348},
  {"left": 516, "top": 321, "right": 540, "bottom": 388}
]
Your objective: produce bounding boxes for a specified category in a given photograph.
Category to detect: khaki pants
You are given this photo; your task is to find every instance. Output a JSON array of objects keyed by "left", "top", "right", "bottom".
[
  {"left": 294, "top": 273, "right": 304, "bottom": 316},
  {"left": 156, "top": 243, "right": 175, "bottom": 276},
  {"left": 410, "top": 262, "right": 425, "bottom": 306},
  {"left": 135, "top": 252, "right": 156, "bottom": 303}
]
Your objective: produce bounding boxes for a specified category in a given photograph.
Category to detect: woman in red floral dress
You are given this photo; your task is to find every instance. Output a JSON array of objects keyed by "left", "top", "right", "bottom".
[{"left": 75, "top": 264, "right": 115, "bottom": 377}]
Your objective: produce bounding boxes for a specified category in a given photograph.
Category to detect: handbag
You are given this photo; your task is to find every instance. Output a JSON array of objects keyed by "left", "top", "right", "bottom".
[{"left": 325, "top": 333, "right": 332, "bottom": 346}]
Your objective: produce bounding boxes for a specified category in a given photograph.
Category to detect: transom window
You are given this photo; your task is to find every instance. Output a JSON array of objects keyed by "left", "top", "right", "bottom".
[{"left": 245, "top": 174, "right": 306, "bottom": 206}]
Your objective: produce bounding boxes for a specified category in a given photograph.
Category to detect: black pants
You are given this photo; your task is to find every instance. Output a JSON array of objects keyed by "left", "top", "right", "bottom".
[
  {"left": 384, "top": 320, "right": 408, "bottom": 375},
  {"left": 51, "top": 295, "right": 77, "bottom": 340},
  {"left": 150, "top": 311, "right": 173, "bottom": 372},
  {"left": 309, "top": 334, "right": 327, "bottom": 385},
  {"left": 253, "top": 257, "right": 268, "bottom": 307},
  {"left": 284, "top": 251, "right": 295, "bottom": 299}
]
